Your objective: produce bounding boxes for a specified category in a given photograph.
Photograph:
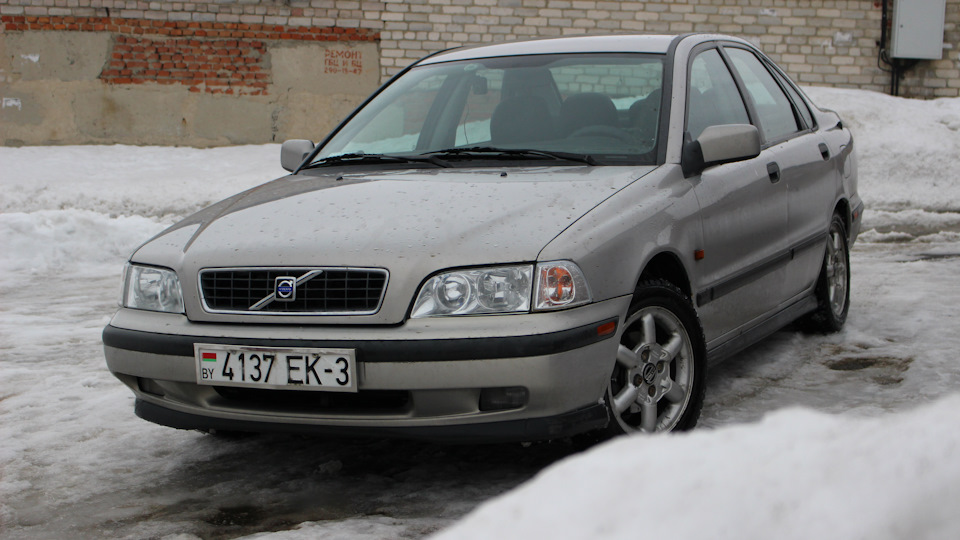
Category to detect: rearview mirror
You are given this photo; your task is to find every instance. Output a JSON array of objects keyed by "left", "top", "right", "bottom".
[
  {"left": 682, "top": 124, "right": 761, "bottom": 177},
  {"left": 281, "top": 139, "right": 316, "bottom": 172}
]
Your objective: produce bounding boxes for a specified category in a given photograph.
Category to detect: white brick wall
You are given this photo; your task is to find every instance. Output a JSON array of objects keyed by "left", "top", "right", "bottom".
[
  {"left": 371, "top": 0, "right": 960, "bottom": 98},
  {"left": 3, "top": 0, "right": 959, "bottom": 97}
]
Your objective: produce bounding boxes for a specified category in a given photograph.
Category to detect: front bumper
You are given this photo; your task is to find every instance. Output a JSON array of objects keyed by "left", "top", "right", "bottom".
[{"left": 103, "top": 296, "right": 630, "bottom": 442}]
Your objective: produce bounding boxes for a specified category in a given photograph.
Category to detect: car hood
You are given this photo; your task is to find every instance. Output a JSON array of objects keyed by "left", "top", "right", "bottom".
[{"left": 134, "top": 165, "right": 655, "bottom": 323}]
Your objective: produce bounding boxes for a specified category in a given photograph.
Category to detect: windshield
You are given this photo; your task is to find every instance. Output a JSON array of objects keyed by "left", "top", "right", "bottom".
[{"left": 311, "top": 53, "right": 664, "bottom": 166}]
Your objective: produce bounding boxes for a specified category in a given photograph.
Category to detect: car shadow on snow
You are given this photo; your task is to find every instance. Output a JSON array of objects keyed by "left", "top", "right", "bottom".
[{"left": 113, "top": 432, "right": 586, "bottom": 539}]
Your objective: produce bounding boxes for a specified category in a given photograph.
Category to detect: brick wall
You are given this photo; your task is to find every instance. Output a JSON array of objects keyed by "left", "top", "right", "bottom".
[
  {"left": 3, "top": 1, "right": 958, "bottom": 97},
  {"left": 2, "top": 0, "right": 958, "bottom": 145},
  {"left": 374, "top": 0, "right": 960, "bottom": 99},
  {"left": 0, "top": 4, "right": 380, "bottom": 145},
  {"left": 1, "top": 14, "right": 376, "bottom": 94}
]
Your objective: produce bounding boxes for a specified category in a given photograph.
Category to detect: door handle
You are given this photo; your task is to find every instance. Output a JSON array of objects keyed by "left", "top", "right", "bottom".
[
  {"left": 818, "top": 142, "right": 830, "bottom": 160},
  {"left": 767, "top": 162, "right": 781, "bottom": 183}
]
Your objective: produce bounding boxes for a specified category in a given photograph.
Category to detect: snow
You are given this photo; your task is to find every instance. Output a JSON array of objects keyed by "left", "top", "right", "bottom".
[
  {"left": 0, "top": 144, "right": 280, "bottom": 219},
  {"left": 436, "top": 397, "right": 960, "bottom": 540},
  {"left": 1, "top": 87, "right": 960, "bottom": 539},
  {"left": 806, "top": 86, "right": 960, "bottom": 214}
]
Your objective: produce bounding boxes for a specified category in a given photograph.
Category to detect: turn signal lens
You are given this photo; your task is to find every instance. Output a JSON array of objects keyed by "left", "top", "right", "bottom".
[
  {"left": 597, "top": 321, "right": 617, "bottom": 336},
  {"left": 540, "top": 266, "right": 575, "bottom": 304},
  {"left": 534, "top": 261, "right": 591, "bottom": 311}
]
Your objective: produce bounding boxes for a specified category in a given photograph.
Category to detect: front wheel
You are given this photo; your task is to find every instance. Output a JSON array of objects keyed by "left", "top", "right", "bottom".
[{"left": 604, "top": 280, "right": 706, "bottom": 436}]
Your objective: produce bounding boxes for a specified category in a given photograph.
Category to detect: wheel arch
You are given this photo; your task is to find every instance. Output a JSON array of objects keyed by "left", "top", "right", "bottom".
[
  {"left": 833, "top": 197, "right": 851, "bottom": 234},
  {"left": 636, "top": 250, "right": 693, "bottom": 299}
]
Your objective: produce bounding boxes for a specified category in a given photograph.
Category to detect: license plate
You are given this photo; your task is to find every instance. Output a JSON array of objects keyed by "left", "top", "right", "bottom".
[{"left": 195, "top": 344, "right": 357, "bottom": 392}]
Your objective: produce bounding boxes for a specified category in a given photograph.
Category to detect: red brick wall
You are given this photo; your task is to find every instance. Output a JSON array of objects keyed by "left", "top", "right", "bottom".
[
  {"left": 1, "top": 15, "right": 378, "bottom": 96},
  {"left": 103, "top": 35, "right": 269, "bottom": 95}
]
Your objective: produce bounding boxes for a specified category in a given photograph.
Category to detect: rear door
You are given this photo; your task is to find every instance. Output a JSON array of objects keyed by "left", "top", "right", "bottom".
[{"left": 723, "top": 46, "right": 837, "bottom": 302}]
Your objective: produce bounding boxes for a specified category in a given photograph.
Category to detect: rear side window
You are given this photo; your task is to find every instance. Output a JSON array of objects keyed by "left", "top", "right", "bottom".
[
  {"left": 772, "top": 68, "right": 815, "bottom": 130},
  {"left": 725, "top": 47, "right": 801, "bottom": 142}
]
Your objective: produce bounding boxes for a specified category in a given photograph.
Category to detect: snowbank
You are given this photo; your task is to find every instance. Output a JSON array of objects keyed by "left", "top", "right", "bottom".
[
  {"left": 433, "top": 396, "right": 960, "bottom": 540},
  {"left": 806, "top": 86, "right": 960, "bottom": 213},
  {"left": 0, "top": 144, "right": 284, "bottom": 288},
  {"left": 0, "top": 144, "right": 283, "bottom": 218},
  {"left": 0, "top": 209, "right": 162, "bottom": 280}
]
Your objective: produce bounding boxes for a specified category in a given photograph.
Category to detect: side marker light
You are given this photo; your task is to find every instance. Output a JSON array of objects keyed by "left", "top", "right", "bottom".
[{"left": 597, "top": 321, "right": 617, "bottom": 336}]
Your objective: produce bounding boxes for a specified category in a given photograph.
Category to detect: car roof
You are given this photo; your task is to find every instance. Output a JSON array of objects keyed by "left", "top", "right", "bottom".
[{"left": 417, "top": 34, "right": 683, "bottom": 65}]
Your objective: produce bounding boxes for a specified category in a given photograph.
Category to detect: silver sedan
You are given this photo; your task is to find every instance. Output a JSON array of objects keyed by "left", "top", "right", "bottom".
[{"left": 104, "top": 34, "right": 862, "bottom": 442}]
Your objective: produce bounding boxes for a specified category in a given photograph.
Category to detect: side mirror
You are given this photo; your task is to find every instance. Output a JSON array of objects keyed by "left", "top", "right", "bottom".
[
  {"left": 681, "top": 124, "right": 761, "bottom": 178},
  {"left": 281, "top": 139, "right": 316, "bottom": 172}
]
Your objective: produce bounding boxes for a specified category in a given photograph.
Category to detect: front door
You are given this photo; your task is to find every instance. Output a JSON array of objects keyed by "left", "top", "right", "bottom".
[{"left": 684, "top": 47, "right": 790, "bottom": 345}]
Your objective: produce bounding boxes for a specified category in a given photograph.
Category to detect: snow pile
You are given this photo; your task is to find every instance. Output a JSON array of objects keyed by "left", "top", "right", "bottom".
[
  {"left": 0, "top": 144, "right": 284, "bottom": 288},
  {"left": 434, "top": 397, "right": 960, "bottom": 540},
  {"left": 0, "top": 144, "right": 282, "bottom": 219},
  {"left": 805, "top": 86, "right": 960, "bottom": 213},
  {"left": 806, "top": 87, "right": 960, "bottom": 244},
  {"left": 0, "top": 209, "right": 161, "bottom": 278}
]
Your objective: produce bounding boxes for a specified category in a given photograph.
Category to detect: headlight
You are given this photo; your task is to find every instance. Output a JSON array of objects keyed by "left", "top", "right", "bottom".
[
  {"left": 410, "top": 261, "right": 592, "bottom": 318},
  {"left": 121, "top": 263, "right": 185, "bottom": 314},
  {"left": 534, "top": 261, "right": 591, "bottom": 310},
  {"left": 411, "top": 265, "right": 533, "bottom": 318}
]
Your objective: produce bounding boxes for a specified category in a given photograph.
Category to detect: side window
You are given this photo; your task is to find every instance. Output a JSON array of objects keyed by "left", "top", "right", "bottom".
[
  {"left": 725, "top": 48, "right": 801, "bottom": 142},
  {"left": 773, "top": 68, "right": 815, "bottom": 130},
  {"left": 686, "top": 48, "right": 750, "bottom": 140}
]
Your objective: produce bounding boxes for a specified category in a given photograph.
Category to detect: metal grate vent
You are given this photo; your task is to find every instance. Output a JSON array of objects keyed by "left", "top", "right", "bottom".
[{"left": 199, "top": 267, "right": 388, "bottom": 315}]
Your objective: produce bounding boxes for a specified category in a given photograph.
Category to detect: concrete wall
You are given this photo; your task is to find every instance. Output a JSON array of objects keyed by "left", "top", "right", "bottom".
[
  {"left": 0, "top": 13, "right": 379, "bottom": 146},
  {"left": 2, "top": 0, "right": 959, "bottom": 146}
]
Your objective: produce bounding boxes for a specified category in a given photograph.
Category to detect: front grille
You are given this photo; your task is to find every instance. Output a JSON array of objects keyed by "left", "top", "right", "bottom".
[{"left": 199, "top": 267, "right": 388, "bottom": 315}]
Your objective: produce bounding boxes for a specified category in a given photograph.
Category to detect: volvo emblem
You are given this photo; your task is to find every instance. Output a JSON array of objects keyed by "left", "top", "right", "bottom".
[
  {"left": 250, "top": 270, "right": 325, "bottom": 310},
  {"left": 641, "top": 362, "right": 658, "bottom": 385},
  {"left": 275, "top": 276, "right": 296, "bottom": 301}
]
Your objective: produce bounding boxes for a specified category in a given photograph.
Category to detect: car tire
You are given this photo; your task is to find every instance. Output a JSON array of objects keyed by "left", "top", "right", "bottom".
[
  {"left": 603, "top": 279, "right": 706, "bottom": 436},
  {"left": 801, "top": 214, "right": 850, "bottom": 334}
]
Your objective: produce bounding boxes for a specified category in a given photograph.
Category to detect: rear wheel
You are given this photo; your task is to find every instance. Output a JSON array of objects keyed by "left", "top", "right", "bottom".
[
  {"left": 604, "top": 280, "right": 706, "bottom": 435},
  {"left": 802, "top": 214, "right": 850, "bottom": 333}
]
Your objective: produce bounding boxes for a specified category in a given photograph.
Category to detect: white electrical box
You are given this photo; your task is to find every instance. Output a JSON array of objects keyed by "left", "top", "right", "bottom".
[{"left": 891, "top": 0, "right": 946, "bottom": 60}]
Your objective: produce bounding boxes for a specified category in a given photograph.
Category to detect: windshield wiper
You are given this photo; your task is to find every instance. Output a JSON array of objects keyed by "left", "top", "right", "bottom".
[
  {"left": 304, "top": 152, "right": 451, "bottom": 169},
  {"left": 423, "top": 146, "right": 599, "bottom": 166}
]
